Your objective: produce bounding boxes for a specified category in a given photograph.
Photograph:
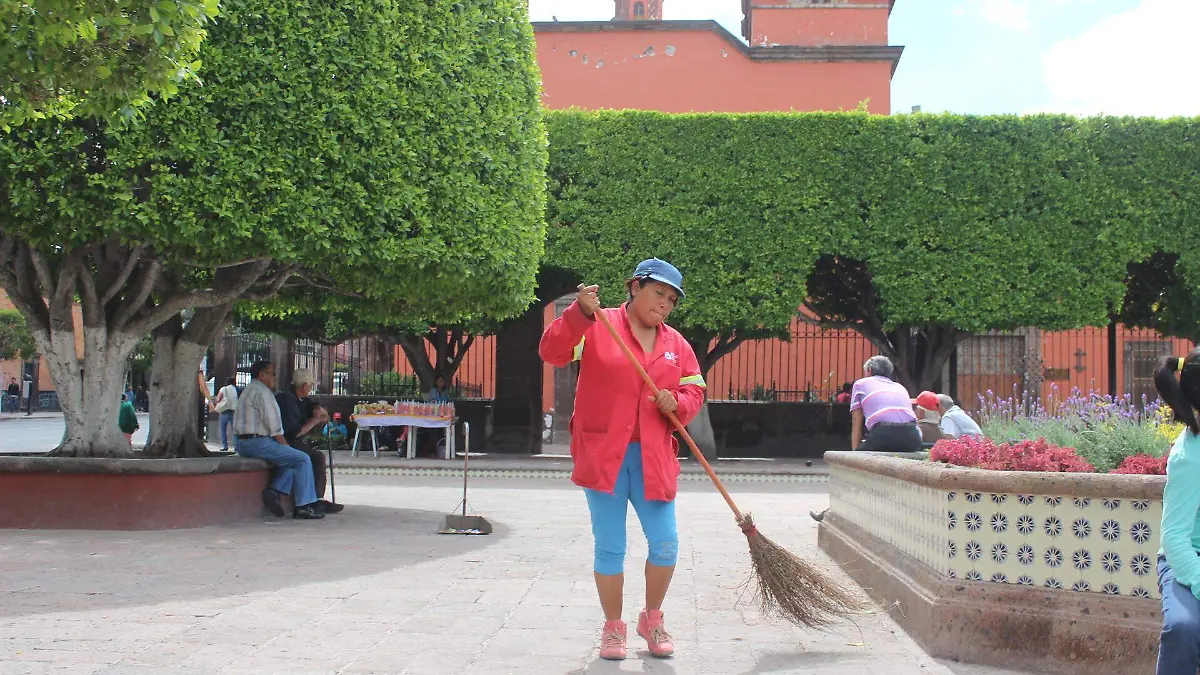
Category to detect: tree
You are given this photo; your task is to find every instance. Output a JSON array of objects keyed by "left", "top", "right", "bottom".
[
  {"left": 0, "top": 308, "right": 35, "bottom": 360},
  {"left": 542, "top": 111, "right": 1178, "bottom": 455},
  {"left": 545, "top": 111, "right": 848, "bottom": 456},
  {"left": 240, "top": 303, "right": 497, "bottom": 394},
  {"left": 1, "top": 0, "right": 220, "bottom": 128},
  {"left": 0, "top": 0, "right": 546, "bottom": 457},
  {"left": 795, "top": 114, "right": 1148, "bottom": 392},
  {"left": 1118, "top": 252, "right": 1200, "bottom": 345}
]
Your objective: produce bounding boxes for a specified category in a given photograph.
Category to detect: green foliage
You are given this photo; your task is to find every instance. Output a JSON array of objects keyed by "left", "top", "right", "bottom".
[
  {"left": 357, "top": 372, "right": 420, "bottom": 398},
  {"left": 1, "top": 0, "right": 219, "bottom": 129},
  {"left": 0, "top": 309, "right": 35, "bottom": 360},
  {"left": 1, "top": 0, "right": 547, "bottom": 323},
  {"left": 544, "top": 111, "right": 1198, "bottom": 371}
]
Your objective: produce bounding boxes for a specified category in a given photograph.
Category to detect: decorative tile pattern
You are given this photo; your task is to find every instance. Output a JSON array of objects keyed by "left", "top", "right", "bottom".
[
  {"left": 946, "top": 490, "right": 1162, "bottom": 599},
  {"left": 829, "top": 465, "right": 1163, "bottom": 600},
  {"left": 829, "top": 465, "right": 947, "bottom": 572}
]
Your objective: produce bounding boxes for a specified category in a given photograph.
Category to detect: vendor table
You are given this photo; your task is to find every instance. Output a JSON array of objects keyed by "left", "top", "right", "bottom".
[{"left": 351, "top": 414, "right": 456, "bottom": 459}]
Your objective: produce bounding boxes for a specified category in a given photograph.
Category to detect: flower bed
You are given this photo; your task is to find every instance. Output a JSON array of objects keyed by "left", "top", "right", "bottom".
[{"left": 934, "top": 387, "right": 1179, "bottom": 474}]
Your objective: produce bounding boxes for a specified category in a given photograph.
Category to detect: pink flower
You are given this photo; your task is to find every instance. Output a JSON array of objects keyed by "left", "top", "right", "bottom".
[
  {"left": 930, "top": 437, "right": 1093, "bottom": 473},
  {"left": 1109, "top": 454, "right": 1168, "bottom": 475}
]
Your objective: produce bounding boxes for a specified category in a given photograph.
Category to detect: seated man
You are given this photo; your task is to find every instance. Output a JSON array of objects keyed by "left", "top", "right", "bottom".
[
  {"left": 913, "top": 390, "right": 949, "bottom": 446},
  {"left": 233, "top": 360, "right": 325, "bottom": 520},
  {"left": 937, "top": 394, "right": 983, "bottom": 438},
  {"left": 277, "top": 369, "right": 344, "bottom": 514}
]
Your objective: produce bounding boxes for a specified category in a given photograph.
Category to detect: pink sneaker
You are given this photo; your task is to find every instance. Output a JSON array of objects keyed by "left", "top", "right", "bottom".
[
  {"left": 598, "top": 619, "right": 627, "bottom": 660},
  {"left": 637, "top": 609, "right": 675, "bottom": 657}
]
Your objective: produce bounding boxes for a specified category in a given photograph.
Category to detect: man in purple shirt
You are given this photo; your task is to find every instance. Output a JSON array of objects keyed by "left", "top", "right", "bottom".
[
  {"left": 849, "top": 356, "right": 921, "bottom": 451},
  {"left": 812, "top": 355, "right": 922, "bottom": 522}
]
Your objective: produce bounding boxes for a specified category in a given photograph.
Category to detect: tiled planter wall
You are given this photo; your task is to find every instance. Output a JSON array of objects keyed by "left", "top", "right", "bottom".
[{"left": 829, "top": 457, "right": 1165, "bottom": 601}]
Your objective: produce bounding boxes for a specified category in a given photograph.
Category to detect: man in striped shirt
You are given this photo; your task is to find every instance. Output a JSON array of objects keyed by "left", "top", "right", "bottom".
[{"left": 233, "top": 360, "right": 325, "bottom": 520}]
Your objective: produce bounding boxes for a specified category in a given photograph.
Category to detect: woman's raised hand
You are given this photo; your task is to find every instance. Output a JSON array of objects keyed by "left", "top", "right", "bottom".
[{"left": 577, "top": 284, "right": 601, "bottom": 317}]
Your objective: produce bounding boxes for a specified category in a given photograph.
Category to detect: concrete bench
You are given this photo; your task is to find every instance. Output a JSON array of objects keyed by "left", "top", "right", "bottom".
[{"left": 0, "top": 456, "right": 276, "bottom": 530}]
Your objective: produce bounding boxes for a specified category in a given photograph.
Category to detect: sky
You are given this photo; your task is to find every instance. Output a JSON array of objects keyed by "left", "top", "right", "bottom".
[{"left": 525, "top": 0, "right": 1200, "bottom": 117}]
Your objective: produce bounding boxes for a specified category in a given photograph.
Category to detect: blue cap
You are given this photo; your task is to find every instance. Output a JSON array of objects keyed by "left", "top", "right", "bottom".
[{"left": 632, "top": 258, "right": 685, "bottom": 298}]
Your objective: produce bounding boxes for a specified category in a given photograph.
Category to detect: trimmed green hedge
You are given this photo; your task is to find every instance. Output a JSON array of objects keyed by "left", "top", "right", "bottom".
[{"left": 544, "top": 111, "right": 1196, "bottom": 338}]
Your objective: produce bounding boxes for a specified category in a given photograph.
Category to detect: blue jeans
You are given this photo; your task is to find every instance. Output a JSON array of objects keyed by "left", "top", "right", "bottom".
[
  {"left": 1157, "top": 553, "right": 1200, "bottom": 674},
  {"left": 236, "top": 436, "right": 318, "bottom": 508},
  {"left": 219, "top": 411, "right": 235, "bottom": 449},
  {"left": 584, "top": 443, "right": 678, "bottom": 576}
]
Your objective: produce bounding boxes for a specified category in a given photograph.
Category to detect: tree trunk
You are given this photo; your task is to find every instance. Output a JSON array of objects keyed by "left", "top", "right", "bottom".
[
  {"left": 143, "top": 330, "right": 210, "bottom": 458},
  {"left": 682, "top": 331, "right": 744, "bottom": 462},
  {"left": 685, "top": 402, "right": 718, "bottom": 462},
  {"left": 862, "top": 323, "right": 963, "bottom": 395},
  {"left": 144, "top": 308, "right": 232, "bottom": 458},
  {"left": 45, "top": 327, "right": 139, "bottom": 457}
]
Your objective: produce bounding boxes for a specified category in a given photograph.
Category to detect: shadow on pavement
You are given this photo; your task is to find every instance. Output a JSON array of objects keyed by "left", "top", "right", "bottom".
[
  {"left": 0, "top": 505, "right": 506, "bottom": 619},
  {"left": 567, "top": 657, "right": 677, "bottom": 674},
  {"left": 737, "top": 649, "right": 872, "bottom": 673}
]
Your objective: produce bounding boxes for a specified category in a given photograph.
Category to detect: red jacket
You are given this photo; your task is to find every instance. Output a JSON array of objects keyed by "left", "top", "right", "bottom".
[{"left": 540, "top": 301, "right": 707, "bottom": 502}]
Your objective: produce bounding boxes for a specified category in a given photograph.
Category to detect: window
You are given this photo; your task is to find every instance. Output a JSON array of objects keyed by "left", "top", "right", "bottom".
[{"left": 633, "top": 2, "right": 645, "bottom": 18}]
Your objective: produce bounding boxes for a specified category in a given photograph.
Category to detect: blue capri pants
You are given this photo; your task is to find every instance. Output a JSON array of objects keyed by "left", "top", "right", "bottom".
[{"left": 584, "top": 443, "right": 679, "bottom": 575}]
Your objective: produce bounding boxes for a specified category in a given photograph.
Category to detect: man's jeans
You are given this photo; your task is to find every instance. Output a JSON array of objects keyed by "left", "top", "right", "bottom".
[
  {"left": 218, "top": 411, "right": 235, "bottom": 450},
  {"left": 236, "top": 436, "right": 318, "bottom": 508},
  {"left": 1157, "top": 553, "right": 1200, "bottom": 674}
]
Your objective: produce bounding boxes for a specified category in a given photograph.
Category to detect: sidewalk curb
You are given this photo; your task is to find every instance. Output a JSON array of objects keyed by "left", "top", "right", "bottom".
[{"left": 335, "top": 464, "right": 829, "bottom": 483}]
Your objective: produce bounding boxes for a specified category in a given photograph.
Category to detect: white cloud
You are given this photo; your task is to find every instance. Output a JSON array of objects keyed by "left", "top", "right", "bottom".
[
  {"left": 1034, "top": 0, "right": 1200, "bottom": 117},
  {"left": 979, "top": 0, "right": 1031, "bottom": 32}
]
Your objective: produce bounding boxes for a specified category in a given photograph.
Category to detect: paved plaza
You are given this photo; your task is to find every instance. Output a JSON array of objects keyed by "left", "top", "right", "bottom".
[{"left": 0, "top": 474, "right": 1041, "bottom": 675}]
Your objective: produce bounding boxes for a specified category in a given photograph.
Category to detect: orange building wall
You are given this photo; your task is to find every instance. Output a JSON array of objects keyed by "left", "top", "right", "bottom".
[
  {"left": 0, "top": 290, "right": 82, "bottom": 396},
  {"left": 536, "top": 30, "right": 892, "bottom": 114},
  {"left": 748, "top": 8, "right": 888, "bottom": 47},
  {"left": 1039, "top": 328, "right": 1193, "bottom": 402}
]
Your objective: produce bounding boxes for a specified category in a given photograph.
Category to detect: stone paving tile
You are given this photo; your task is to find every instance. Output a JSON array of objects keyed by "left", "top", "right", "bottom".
[{"left": 0, "top": 476, "right": 1039, "bottom": 675}]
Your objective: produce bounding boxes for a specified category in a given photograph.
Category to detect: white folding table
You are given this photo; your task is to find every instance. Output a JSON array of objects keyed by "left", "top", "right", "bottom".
[{"left": 351, "top": 414, "right": 456, "bottom": 459}]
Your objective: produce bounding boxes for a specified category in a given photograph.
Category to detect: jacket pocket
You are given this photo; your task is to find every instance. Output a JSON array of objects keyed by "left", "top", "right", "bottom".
[{"left": 572, "top": 430, "right": 605, "bottom": 486}]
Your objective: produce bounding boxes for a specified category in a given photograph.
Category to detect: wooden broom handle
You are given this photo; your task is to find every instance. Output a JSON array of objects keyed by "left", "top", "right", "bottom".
[{"left": 587, "top": 297, "right": 745, "bottom": 521}]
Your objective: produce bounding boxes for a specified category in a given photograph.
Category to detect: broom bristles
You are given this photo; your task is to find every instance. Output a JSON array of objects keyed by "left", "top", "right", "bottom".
[{"left": 738, "top": 513, "right": 869, "bottom": 629}]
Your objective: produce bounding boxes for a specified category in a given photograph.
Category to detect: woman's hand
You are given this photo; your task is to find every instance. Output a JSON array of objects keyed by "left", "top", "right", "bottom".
[
  {"left": 649, "top": 389, "right": 678, "bottom": 414},
  {"left": 577, "top": 284, "right": 601, "bottom": 317}
]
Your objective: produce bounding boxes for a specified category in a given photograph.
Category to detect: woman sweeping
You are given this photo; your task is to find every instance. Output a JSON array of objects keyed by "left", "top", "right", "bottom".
[{"left": 540, "top": 258, "right": 706, "bottom": 661}]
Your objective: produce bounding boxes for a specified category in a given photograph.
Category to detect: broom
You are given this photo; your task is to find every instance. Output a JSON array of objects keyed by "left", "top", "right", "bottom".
[{"left": 588, "top": 295, "right": 868, "bottom": 629}]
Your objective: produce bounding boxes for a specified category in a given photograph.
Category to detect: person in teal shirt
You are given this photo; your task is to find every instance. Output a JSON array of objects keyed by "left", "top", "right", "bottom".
[
  {"left": 1155, "top": 350, "right": 1200, "bottom": 674},
  {"left": 118, "top": 394, "right": 139, "bottom": 445}
]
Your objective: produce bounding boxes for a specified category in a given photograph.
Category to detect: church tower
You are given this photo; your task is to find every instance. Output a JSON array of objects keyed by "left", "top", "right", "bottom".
[{"left": 614, "top": 0, "right": 662, "bottom": 21}]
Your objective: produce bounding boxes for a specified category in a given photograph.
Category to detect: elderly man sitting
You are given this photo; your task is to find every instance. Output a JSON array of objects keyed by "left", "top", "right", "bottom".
[
  {"left": 937, "top": 394, "right": 983, "bottom": 438},
  {"left": 233, "top": 361, "right": 324, "bottom": 520},
  {"left": 277, "top": 368, "right": 344, "bottom": 514},
  {"left": 913, "top": 390, "right": 949, "bottom": 446}
]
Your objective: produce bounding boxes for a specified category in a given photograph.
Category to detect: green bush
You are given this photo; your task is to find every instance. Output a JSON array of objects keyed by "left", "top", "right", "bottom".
[{"left": 357, "top": 373, "right": 421, "bottom": 399}]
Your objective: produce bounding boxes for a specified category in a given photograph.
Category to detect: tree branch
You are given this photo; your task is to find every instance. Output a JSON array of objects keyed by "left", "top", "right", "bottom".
[
  {"left": 177, "top": 256, "right": 271, "bottom": 269},
  {"left": 99, "top": 244, "right": 150, "bottom": 306},
  {"left": 112, "top": 260, "right": 163, "bottom": 332},
  {"left": 25, "top": 246, "right": 55, "bottom": 298},
  {"left": 294, "top": 269, "right": 365, "bottom": 298},
  {"left": 76, "top": 266, "right": 100, "bottom": 324},
  {"left": 242, "top": 264, "right": 299, "bottom": 302}
]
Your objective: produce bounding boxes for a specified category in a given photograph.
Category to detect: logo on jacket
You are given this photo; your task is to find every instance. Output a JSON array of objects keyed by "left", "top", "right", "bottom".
[{"left": 664, "top": 351, "right": 678, "bottom": 362}]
